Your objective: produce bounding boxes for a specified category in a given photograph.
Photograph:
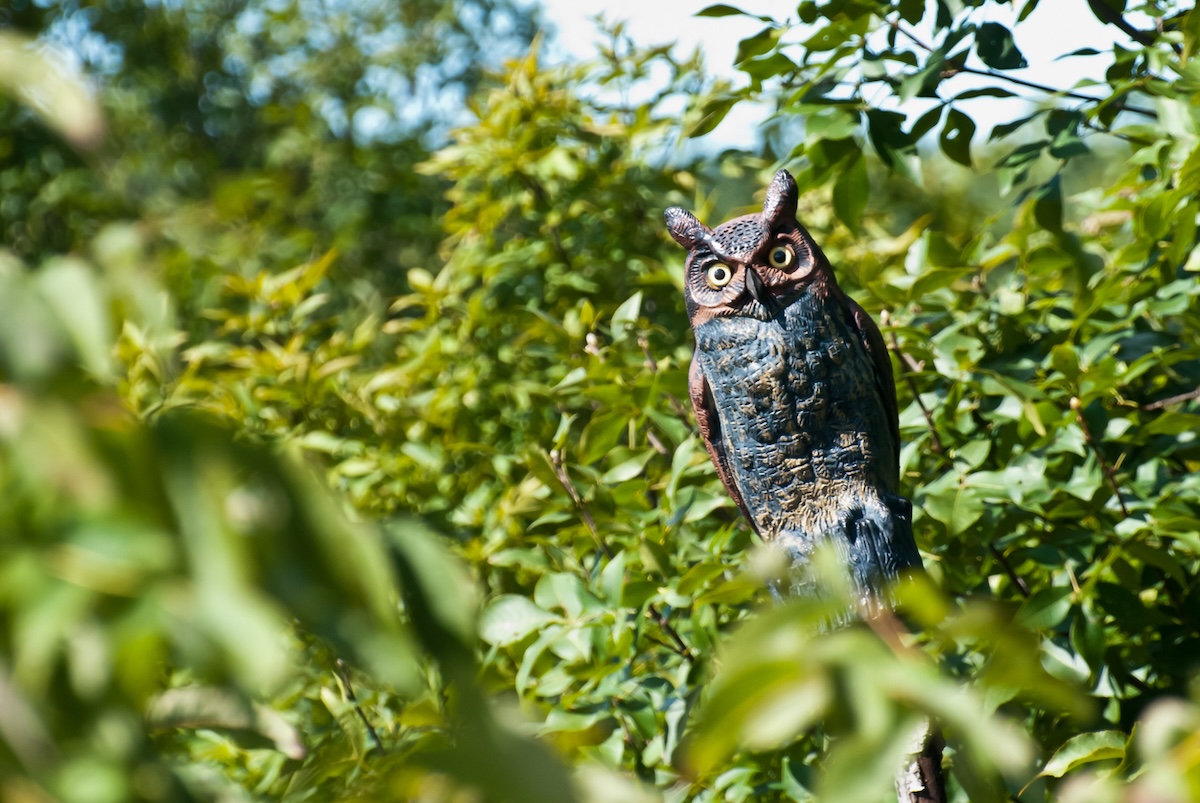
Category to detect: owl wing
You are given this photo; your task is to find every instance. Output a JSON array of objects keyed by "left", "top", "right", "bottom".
[
  {"left": 846, "top": 298, "right": 901, "bottom": 469},
  {"left": 689, "top": 358, "right": 759, "bottom": 532}
]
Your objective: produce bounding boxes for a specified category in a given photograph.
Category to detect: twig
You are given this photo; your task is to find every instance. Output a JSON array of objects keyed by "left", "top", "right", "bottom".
[
  {"left": 897, "top": 724, "right": 948, "bottom": 803},
  {"left": 640, "top": 336, "right": 697, "bottom": 432},
  {"left": 646, "top": 605, "right": 695, "bottom": 661},
  {"left": 636, "top": 337, "right": 671, "bottom": 457},
  {"left": 1142, "top": 386, "right": 1200, "bottom": 410},
  {"left": 1070, "top": 397, "right": 1130, "bottom": 518},
  {"left": 1065, "top": 562, "right": 1081, "bottom": 595},
  {"left": 885, "top": 325, "right": 944, "bottom": 454},
  {"left": 549, "top": 450, "right": 695, "bottom": 661},
  {"left": 549, "top": 449, "right": 613, "bottom": 560},
  {"left": 988, "top": 543, "right": 1031, "bottom": 599},
  {"left": 335, "top": 659, "right": 385, "bottom": 754},
  {"left": 646, "top": 429, "right": 669, "bottom": 456},
  {"left": 949, "top": 65, "right": 1156, "bottom": 119},
  {"left": 667, "top": 392, "right": 693, "bottom": 426},
  {"left": 860, "top": 608, "right": 948, "bottom": 803},
  {"left": 862, "top": 606, "right": 924, "bottom": 661},
  {"left": 890, "top": 21, "right": 1157, "bottom": 119},
  {"left": 1085, "top": 0, "right": 1164, "bottom": 50},
  {"left": 891, "top": 20, "right": 934, "bottom": 52},
  {"left": 638, "top": 335, "right": 658, "bottom": 372}
]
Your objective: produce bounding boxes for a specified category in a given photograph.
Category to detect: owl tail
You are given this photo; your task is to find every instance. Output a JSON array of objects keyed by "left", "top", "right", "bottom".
[{"left": 774, "top": 494, "right": 922, "bottom": 614}]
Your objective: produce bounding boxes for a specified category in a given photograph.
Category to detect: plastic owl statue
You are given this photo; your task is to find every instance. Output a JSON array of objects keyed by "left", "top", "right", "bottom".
[{"left": 665, "top": 169, "right": 921, "bottom": 603}]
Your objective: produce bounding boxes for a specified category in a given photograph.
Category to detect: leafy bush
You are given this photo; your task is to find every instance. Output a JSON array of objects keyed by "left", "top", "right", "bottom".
[{"left": 3, "top": 2, "right": 1200, "bottom": 802}]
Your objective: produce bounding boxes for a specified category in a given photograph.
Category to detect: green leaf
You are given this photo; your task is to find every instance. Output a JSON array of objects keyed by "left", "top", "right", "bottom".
[
  {"left": 976, "top": 22, "right": 1028, "bottom": 70},
  {"left": 515, "top": 625, "right": 564, "bottom": 693},
  {"left": 1070, "top": 608, "right": 1105, "bottom": 672},
  {"left": 1177, "top": 143, "right": 1200, "bottom": 196},
  {"left": 899, "top": 0, "right": 924, "bottom": 24},
  {"left": 740, "top": 51, "right": 798, "bottom": 82},
  {"left": 610, "top": 291, "right": 642, "bottom": 342},
  {"left": 601, "top": 450, "right": 655, "bottom": 483},
  {"left": 580, "top": 410, "right": 629, "bottom": 464},
  {"left": 36, "top": 258, "right": 114, "bottom": 379},
  {"left": 866, "top": 109, "right": 916, "bottom": 180},
  {"left": 910, "top": 267, "right": 974, "bottom": 299},
  {"left": 1018, "top": 0, "right": 1042, "bottom": 22},
  {"left": 990, "top": 112, "right": 1044, "bottom": 142},
  {"left": 688, "top": 662, "right": 831, "bottom": 772},
  {"left": 939, "top": 108, "right": 975, "bottom": 167},
  {"left": 1039, "top": 731, "right": 1127, "bottom": 778},
  {"left": 677, "top": 562, "right": 728, "bottom": 597},
  {"left": 805, "top": 109, "right": 860, "bottom": 144},
  {"left": 295, "top": 430, "right": 348, "bottom": 454},
  {"left": 695, "top": 574, "right": 762, "bottom": 606},
  {"left": 687, "top": 96, "right": 737, "bottom": 138},
  {"left": 697, "top": 4, "right": 748, "bottom": 17},
  {"left": 922, "top": 481, "right": 984, "bottom": 535},
  {"left": 534, "top": 573, "right": 602, "bottom": 619},
  {"left": 599, "top": 550, "right": 628, "bottom": 605},
  {"left": 479, "top": 596, "right": 557, "bottom": 646},
  {"left": 1145, "top": 412, "right": 1200, "bottom": 436},
  {"left": 832, "top": 152, "right": 868, "bottom": 235},
  {"left": 909, "top": 104, "right": 944, "bottom": 141},
  {"left": 953, "top": 88, "right": 1018, "bottom": 100},
  {"left": 0, "top": 30, "right": 105, "bottom": 149},
  {"left": 1033, "top": 174, "right": 1063, "bottom": 233},
  {"left": 1049, "top": 343, "right": 1079, "bottom": 379},
  {"left": 1047, "top": 109, "right": 1088, "bottom": 159},
  {"left": 1185, "top": 7, "right": 1200, "bottom": 59},
  {"left": 1087, "top": 0, "right": 1127, "bottom": 23},
  {"left": 1015, "top": 587, "right": 1073, "bottom": 630},
  {"left": 735, "top": 27, "right": 779, "bottom": 63},
  {"left": 388, "top": 519, "right": 478, "bottom": 645}
]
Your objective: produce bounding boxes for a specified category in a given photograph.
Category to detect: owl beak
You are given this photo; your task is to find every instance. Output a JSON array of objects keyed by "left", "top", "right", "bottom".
[{"left": 745, "top": 267, "right": 776, "bottom": 311}]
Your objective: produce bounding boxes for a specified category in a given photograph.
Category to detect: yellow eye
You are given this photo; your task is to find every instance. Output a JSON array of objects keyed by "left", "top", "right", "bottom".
[
  {"left": 768, "top": 244, "right": 794, "bottom": 269},
  {"left": 706, "top": 263, "right": 733, "bottom": 289}
]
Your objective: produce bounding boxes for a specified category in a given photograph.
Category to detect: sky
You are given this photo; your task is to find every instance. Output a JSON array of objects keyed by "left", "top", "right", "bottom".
[{"left": 537, "top": 1, "right": 1126, "bottom": 145}]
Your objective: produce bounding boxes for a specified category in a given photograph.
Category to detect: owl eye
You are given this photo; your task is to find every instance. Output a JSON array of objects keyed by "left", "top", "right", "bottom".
[
  {"left": 768, "top": 244, "right": 794, "bottom": 269},
  {"left": 706, "top": 263, "right": 733, "bottom": 289}
]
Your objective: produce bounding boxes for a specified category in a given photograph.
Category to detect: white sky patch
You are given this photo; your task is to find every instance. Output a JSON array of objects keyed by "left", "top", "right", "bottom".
[{"left": 538, "top": 0, "right": 1127, "bottom": 146}]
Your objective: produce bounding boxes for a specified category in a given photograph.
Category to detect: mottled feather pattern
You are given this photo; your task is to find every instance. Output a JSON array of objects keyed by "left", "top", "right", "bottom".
[
  {"left": 694, "top": 291, "right": 918, "bottom": 593},
  {"left": 666, "top": 169, "right": 920, "bottom": 602}
]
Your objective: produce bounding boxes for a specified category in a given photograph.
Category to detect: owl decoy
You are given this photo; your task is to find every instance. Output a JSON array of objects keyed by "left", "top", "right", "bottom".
[{"left": 665, "top": 169, "right": 921, "bottom": 602}]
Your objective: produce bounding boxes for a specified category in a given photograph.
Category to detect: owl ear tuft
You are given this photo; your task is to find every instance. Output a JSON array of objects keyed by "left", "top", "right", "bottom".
[
  {"left": 762, "top": 169, "right": 798, "bottom": 225},
  {"left": 664, "top": 207, "right": 708, "bottom": 250}
]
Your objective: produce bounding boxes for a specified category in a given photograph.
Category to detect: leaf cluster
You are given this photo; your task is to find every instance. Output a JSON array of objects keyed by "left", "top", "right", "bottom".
[{"left": 4, "top": 2, "right": 1200, "bottom": 802}]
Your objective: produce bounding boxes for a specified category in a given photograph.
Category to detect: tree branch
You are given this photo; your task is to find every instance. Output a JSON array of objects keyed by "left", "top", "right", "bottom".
[
  {"left": 1070, "top": 397, "right": 1130, "bottom": 518},
  {"left": 989, "top": 542, "right": 1031, "bottom": 599},
  {"left": 335, "top": 659, "right": 385, "bottom": 755},
  {"left": 947, "top": 65, "right": 1157, "bottom": 119},
  {"left": 549, "top": 449, "right": 695, "bottom": 661},
  {"left": 549, "top": 448, "right": 613, "bottom": 560},
  {"left": 1085, "top": 0, "right": 1161, "bottom": 49},
  {"left": 1142, "top": 386, "right": 1200, "bottom": 410},
  {"left": 860, "top": 608, "right": 947, "bottom": 803},
  {"left": 896, "top": 723, "right": 948, "bottom": 803},
  {"left": 890, "top": 21, "right": 1157, "bottom": 120},
  {"left": 885, "top": 323, "right": 944, "bottom": 455}
]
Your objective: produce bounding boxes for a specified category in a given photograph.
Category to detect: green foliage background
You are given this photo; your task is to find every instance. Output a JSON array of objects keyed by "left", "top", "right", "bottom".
[{"left": 2, "top": 1, "right": 1200, "bottom": 801}]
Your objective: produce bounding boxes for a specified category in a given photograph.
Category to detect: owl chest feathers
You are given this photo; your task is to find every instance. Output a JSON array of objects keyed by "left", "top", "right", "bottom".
[{"left": 693, "top": 288, "right": 896, "bottom": 538}]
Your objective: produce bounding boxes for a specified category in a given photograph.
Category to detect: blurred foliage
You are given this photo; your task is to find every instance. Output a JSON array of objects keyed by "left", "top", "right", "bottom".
[
  {"left": 3, "top": 1, "right": 1200, "bottom": 802},
  {"left": 0, "top": 0, "right": 539, "bottom": 312}
]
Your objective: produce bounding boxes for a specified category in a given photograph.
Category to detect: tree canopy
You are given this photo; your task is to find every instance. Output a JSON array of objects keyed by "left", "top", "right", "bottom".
[{"left": 2, "top": 1, "right": 1200, "bottom": 801}]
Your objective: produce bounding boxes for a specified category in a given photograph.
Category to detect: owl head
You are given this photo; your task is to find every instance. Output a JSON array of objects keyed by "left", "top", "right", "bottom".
[{"left": 664, "top": 169, "right": 835, "bottom": 325}]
